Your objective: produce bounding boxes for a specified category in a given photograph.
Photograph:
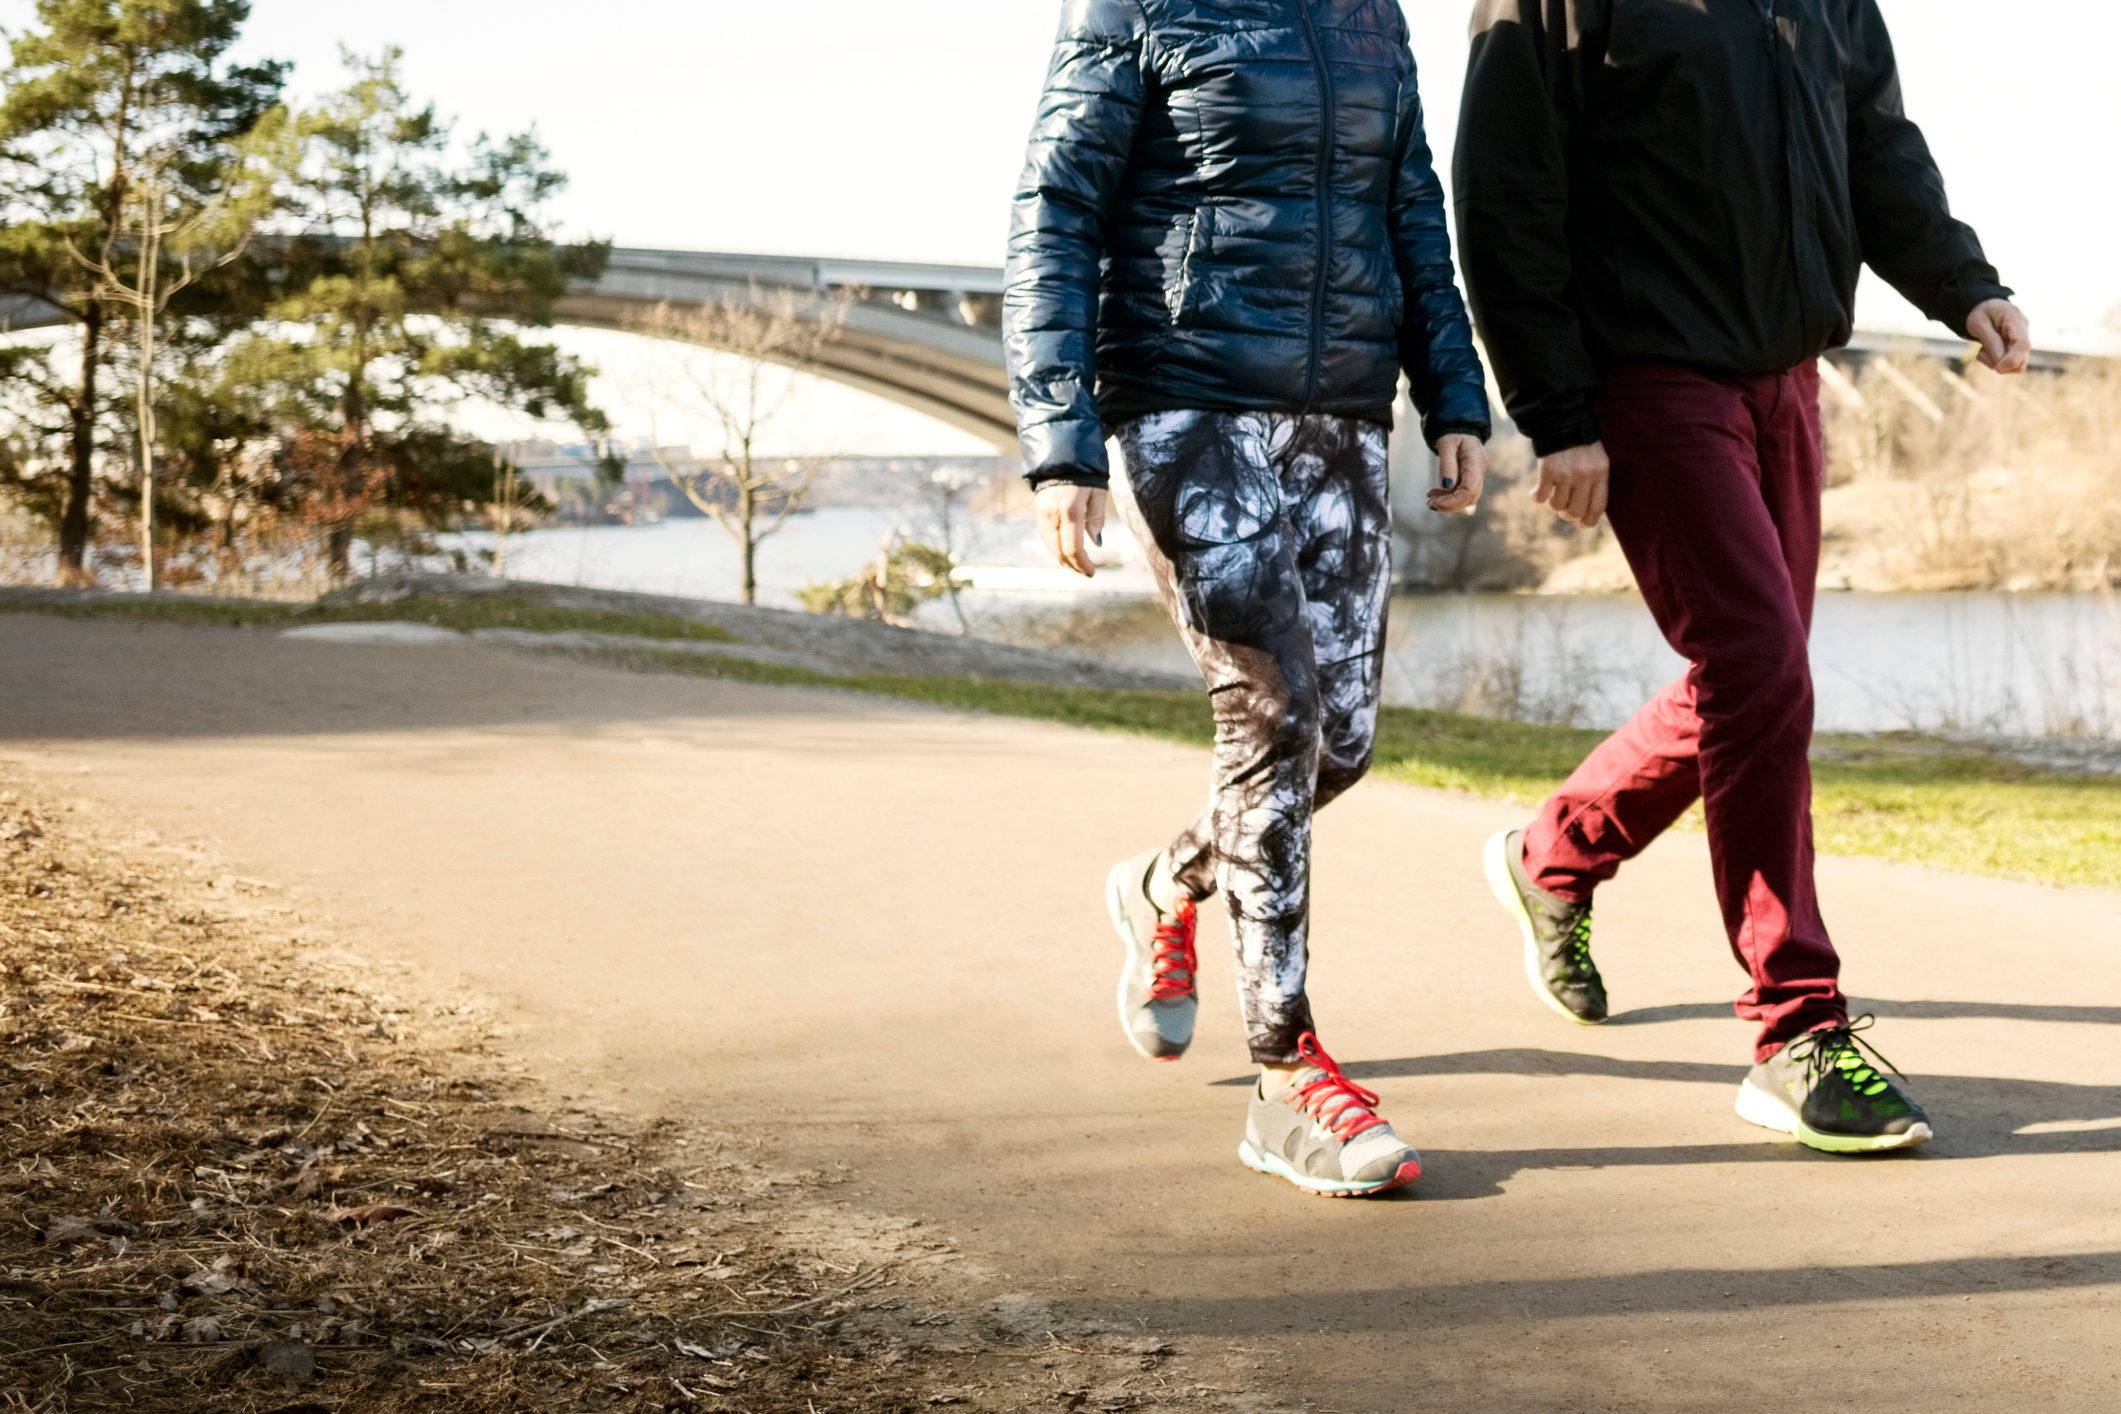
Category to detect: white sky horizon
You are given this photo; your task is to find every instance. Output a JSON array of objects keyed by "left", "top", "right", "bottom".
[{"left": 5, "top": 1, "right": 2117, "bottom": 455}]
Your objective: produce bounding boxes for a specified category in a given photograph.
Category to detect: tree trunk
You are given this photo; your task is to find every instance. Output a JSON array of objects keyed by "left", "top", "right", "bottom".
[
  {"left": 328, "top": 375, "right": 369, "bottom": 583},
  {"left": 58, "top": 304, "right": 104, "bottom": 585},
  {"left": 738, "top": 482, "right": 758, "bottom": 605},
  {"left": 218, "top": 493, "right": 240, "bottom": 583},
  {"left": 137, "top": 248, "right": 160, "bottom": 594},
  {"left": 331, "top": 207, "right": 378, "bottom": 587},
  {"left": 937, "top": 488, "right": 970, "bottom": 633},
  {"left": 325, "top": 521, "right": 355, "bottom": 583}
]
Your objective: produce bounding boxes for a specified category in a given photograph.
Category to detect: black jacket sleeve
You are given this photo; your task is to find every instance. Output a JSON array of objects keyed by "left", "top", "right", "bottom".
[
  {"left": 1452, "top": 0, "right": 1604, "bottom": 457},
  {"left": 1001, "top": 0, "right": 1149, "bottom": 490},
  {"left": 1843, "top": 0, "right": 2010, "bottom": 336},
  {"left": 1389, "top": 37, "right": 1493, "bottom": 448}
]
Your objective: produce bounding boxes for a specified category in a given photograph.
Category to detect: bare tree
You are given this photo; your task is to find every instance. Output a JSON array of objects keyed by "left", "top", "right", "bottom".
[
  {"left": 632, "top": 285, "right": 853, "bottom": 605},
  {"left": 490, "top": 457, "right": 525, "bottom": 578},
  {"left": 68, "top": 115, "right": 290, "bottom": 591},
  {"left": 919, "top": 464, "right": 981, "bottom": 633}
]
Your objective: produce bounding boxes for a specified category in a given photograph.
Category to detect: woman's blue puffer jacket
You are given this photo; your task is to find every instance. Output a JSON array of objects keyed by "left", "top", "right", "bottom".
[{"left": 1004, "top": 0, "right": 1493, "bottom": 488}]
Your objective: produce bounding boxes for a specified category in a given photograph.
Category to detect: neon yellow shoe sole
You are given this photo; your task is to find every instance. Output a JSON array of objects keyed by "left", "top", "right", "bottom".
[{"left": 1735, "top": 1078, "right": 1934, "bottom": 1154}]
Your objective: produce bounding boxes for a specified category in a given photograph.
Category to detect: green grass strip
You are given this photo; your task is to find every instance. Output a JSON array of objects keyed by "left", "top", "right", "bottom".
[
  {"left": 588, "top": 645, "right": 2121, "bottom": 892},
  {"left": 15, "top": 598, "right": 2115, "bottom": 890}
]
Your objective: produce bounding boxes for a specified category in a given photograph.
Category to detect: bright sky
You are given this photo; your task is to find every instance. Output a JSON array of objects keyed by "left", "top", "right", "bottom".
[{"left": 8, "top": 1, "right": 2119, "bottom": 452}]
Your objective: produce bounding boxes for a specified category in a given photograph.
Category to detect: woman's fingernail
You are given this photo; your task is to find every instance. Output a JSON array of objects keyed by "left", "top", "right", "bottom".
[
  {"left": 1092, "top": 531, "right": 1103, "bottom": 547},
  {"left": 1441, "top": 479, "right": 1455, "bottom": 491}
]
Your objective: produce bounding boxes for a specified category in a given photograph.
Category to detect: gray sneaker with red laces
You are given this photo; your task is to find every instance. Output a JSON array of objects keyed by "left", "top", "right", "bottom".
[
  {"left": 1238, "top": 1034, "right": 1422, "bottom": 1198},
  {"left": 1105, "top": 850, "right": 1198, "bottom": 1062}
]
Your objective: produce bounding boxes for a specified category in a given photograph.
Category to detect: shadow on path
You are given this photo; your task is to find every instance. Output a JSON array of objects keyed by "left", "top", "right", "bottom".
[
  {"left": 1613, "top": 998, "right": 2121, "bottom": 1026},
  {"left": 1212, "top": 1048, "right": 2121, "bottom": 1197},
  {"left": 1057, "top": 1250, "right": 2121, "bottom": 1335}
]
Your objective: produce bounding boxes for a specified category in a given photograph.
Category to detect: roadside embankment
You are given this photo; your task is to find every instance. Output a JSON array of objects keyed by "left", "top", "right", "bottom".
[{"left": 0, "top": 573, "right": 1192, "bottom": 692}]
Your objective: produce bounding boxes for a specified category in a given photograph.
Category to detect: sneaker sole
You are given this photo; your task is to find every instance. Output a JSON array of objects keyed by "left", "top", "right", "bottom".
[
  {"left": 1735, "top": 1078, "right": 1934, "bottom": 1154},
  {"left": 1106, "top": 861, "right": 1188, "bottom": 1064},
  {"left": 1237, "top": 1140, "right": 1420, "bottom": 1198},
  {"left": 1482, "top": 829, "right": 1606, "bottom": 1028}
]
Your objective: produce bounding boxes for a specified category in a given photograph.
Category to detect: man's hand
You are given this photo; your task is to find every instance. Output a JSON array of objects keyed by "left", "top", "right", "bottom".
[
  {"left": 1534, "top": 441, "right": 1610, "bottom": 529},
  {"left": 1034, "top": 483, "right": 1108, "bottom": 577},
  {"left": 1967, "top": 299, "right": 2032, "bottom": 375},
  {"left": 1427, "top": 433, "right": 1489, "bottom": 515}
]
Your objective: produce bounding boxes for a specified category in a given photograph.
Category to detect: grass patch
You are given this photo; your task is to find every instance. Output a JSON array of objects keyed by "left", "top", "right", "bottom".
[
  {"left": 589, "top": 645, "right": 2121, "bottom": 891},
  {"left": 25, "top": 593, "right": 736, "bottom": 643}
]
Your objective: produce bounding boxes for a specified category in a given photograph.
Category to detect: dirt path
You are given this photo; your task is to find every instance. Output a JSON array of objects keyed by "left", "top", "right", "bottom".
[{"left": 5, "top": 612, "right": 2118, "bottom": 1413}]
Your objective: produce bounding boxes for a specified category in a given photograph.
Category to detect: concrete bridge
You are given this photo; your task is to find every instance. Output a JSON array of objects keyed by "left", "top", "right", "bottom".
[
  {"left": 557, "top": 249, "right": 1018, "bottom": 451},
  {"left": 3, "top": 246, "right": 2082, "bottom": 460},
  {"left": 569, "top": 249, "right": 2094, "bottom": 455}
]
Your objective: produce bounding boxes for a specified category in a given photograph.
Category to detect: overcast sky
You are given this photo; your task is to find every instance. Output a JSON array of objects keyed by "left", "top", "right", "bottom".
[{"left": 7, "top": 1, "right": 2118, "bottom": 452}]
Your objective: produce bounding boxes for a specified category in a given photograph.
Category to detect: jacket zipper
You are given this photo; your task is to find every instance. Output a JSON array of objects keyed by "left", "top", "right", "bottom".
[
  {"left": 1760, "top": 0, "right": 1811, "bottom": 361},
  {"left": 1293, "top": 1, "right": 1334, "bottom": 411}
]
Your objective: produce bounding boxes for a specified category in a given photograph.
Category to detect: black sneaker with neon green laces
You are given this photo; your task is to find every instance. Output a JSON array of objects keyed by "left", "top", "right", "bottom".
[
  {"left": 1737, "top": 1019, "right": 1933, "bottom": 1154},
  {"left": 1482, "top": 828, "right": 1608, "bottom": 1025}
]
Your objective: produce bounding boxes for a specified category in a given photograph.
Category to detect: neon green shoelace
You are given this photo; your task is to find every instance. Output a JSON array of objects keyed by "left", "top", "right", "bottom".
[
  {"left": 1792, "top": 1017, "right": 1903, "bottom": 1100},
  {"left": 1562, "top": 908, "right": 1595, "bottom": 968},
  {"left": 1831, "top": 1045, "right": 1891, "bottom": 1098}
]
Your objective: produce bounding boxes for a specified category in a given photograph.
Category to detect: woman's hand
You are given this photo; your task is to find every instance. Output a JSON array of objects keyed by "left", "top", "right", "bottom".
[
  {"left": 1427, "top": 433, "right": 1488, "bottom": 515},
  {"left": 1035, "top": 484, "right": 1109, "bottom": 577}
]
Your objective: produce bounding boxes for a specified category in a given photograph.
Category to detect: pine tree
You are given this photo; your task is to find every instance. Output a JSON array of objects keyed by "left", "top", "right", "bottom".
[
  {"left": 0, "top": 0, "right": 284, "bottom": 582},
  {"left": 265, "top": 48, "right": 612, "bottom": 578}
]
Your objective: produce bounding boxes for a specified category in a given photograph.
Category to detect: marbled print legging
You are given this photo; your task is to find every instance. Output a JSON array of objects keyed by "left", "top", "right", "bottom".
[{"left": 1113, "top": 410, "right": 1393, "bottom": 1064}]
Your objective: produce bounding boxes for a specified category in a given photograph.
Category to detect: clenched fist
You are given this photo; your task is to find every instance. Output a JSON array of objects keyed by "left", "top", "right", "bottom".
[
  {"left": 1966, "top": 299, "right": 2032, "bottom": 375},
  {"left": 1534, "top": 441, "right": 1611, "bottom": 529}
]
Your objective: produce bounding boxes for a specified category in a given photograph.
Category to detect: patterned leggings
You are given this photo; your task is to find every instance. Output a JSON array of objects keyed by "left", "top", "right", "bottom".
[{"left": 1114, "top": 410, "right": 1393, "bottom": 1064}]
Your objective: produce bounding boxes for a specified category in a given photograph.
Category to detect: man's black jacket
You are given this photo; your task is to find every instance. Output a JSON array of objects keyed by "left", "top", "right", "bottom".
[
  {"left": 1454, "top": 0, "right": 2011, "bottom": 455},
  {"left": 1004, "top": 0, "right": 1493, "bottom": 490}
]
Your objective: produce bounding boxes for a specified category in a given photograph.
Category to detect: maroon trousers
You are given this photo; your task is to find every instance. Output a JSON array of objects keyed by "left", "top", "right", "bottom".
[{"left": 1522, "top": 363, "right": 1847, "bottom": 1060}]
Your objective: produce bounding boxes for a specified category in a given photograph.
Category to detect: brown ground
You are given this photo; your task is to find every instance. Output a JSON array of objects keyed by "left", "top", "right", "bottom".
[
  {"left": 3, "top": 612, "right": 2119, "bottom": 1413},
  {"left": 0, "top": 778, "right": 1233, "bottom": 1411}
]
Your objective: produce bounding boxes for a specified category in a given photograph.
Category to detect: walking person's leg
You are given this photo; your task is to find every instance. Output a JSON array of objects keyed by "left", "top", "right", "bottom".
[
  {"left": 1104, "top": 411, "right": 1321, "bottom": 1064},
  {"left": 1496, "top": 366, "right": 1842, "bottom": 1031},
  {"left": 1733, "top": 364, "right": 1927, "bottom": 1150},
  {"left": 1515, "top": 365, "right": 1832, "bottom": 912},
  {"left": 1489, "top": 367, "right": 1823, "bottom": 1028},
  {"left": 1487, "top": 363, "right": 1928, "bottom": 1149},
  {"left": 1286, "top": 420, "right": 1394, "bottom": 817},
  {"left": 1108, "top": 410, "right": 1418, "bottom": 1195},
  {"left": 1520, "top": 677, "right": 1705, "bottom": 906},
  {"left": 1141, "top": 410, "right": 1393, "bottom": 906},
  {"left": 1485, "top": 669, "right": 1704, "bottom": 1025},
  {"left": 1218, "top": 413, "right": 1396, "bottom": 1066},
  {"left": 1593, "top": 365, "right": 1843, "bottom": 1051}
]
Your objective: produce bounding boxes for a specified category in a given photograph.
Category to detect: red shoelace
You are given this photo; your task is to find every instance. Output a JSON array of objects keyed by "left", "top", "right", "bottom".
[
  {"left": 1147, "top": 898, "right": 1198, "bottom": 1002},
  {"left": 1287, "top": 1033, "right": 1387, "bottom": 1141}
]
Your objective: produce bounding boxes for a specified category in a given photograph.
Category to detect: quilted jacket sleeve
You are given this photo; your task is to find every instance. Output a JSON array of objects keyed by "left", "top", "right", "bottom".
[
  {"left": 1389, "top": 41, "right": 1493, "bottom": 449},
  {"left": 1002, "top": 0, "right": 1150, "bottom": 490},
  {"left": 1453, "top": 0, "right": 1604, "bottom": 457},
  {"left": 1843, "top": 0, "right": 2010, "bottom": 336}
]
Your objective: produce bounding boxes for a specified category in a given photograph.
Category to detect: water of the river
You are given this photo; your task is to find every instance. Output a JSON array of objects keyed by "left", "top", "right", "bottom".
[{"left": 441, "top": 511, "right": 2121, "bottom": 740}]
